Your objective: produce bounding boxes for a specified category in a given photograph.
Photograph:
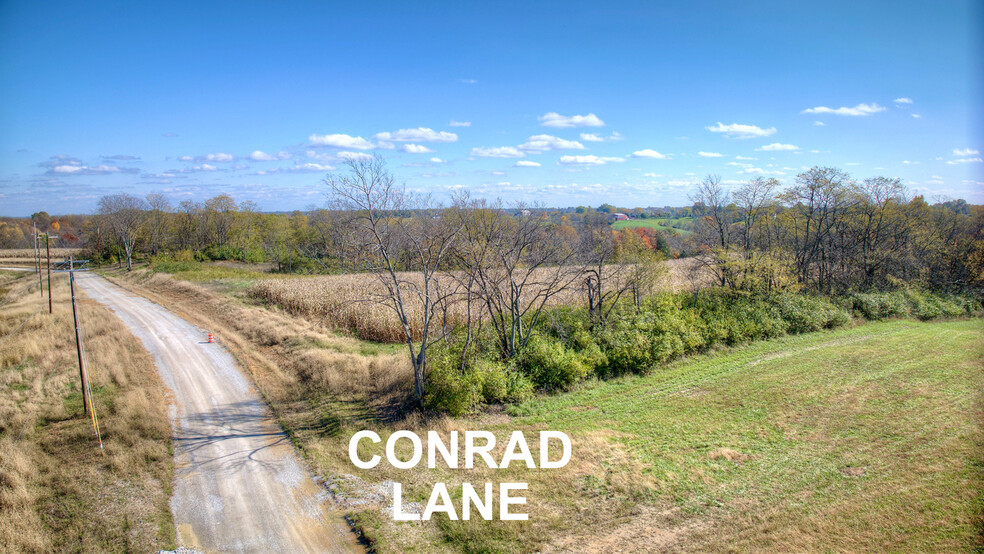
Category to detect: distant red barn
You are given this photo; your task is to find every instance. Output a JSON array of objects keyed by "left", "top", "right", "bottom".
[{"left": 613, "top": 213, "right": 629, "bottom": 221}]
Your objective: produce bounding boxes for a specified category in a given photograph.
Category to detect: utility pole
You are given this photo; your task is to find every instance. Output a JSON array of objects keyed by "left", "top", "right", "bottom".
[
  {"left": 45, "top": 235, "right": 53, "bottom": 314},
  {"left": 34, "top": 223, "right": 43, "bottom": 296},
  {"left": 68, "top": 256, "right": 89, "bottom": 415}
]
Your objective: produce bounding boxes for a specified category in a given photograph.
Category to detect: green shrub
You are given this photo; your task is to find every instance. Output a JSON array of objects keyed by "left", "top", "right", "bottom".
[
  {"left": 148, "top": 254, "right": 200, "bottom": 273},
  {"left": 475, "top": 358, "right": 535, "bottom": 404},
  {"left": 542, "top": 306, "right": 590, "bottom": 344},
  {"left": 576, "top": 339, "right": 608, "bottom": 373},
  {"left": 903, "top": 289, "right": 942, "bottom": 321},
  {"left": 597, "top": 315, "right": 654, "bottom": 377},
  {"left": 473, "top": 358, "right": 508, "bottom": 403},
  {"left": 774, "top": 293, "right": 849, "bottom": 333},
  {"left": 503, "top": 368, "right": 535, "bottom": 404},
  {"left": 849, "top": 291, "right": 909, "bottom": 320},
  {"left": 516, "top": 335, "right": 590, "bottom": 390},
  {"left": 424, "top": 359, "right": 482, "bottom": 416}
]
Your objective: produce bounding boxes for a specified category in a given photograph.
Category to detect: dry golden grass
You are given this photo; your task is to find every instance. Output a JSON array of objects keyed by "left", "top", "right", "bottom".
[
  {"left": 0, "top": 271, "right": 174, "bottom": 552},
  {"left": 248, "top": 258, "right": 706, "bottom": 343},
  {"left": 102, "top": 269, "right": 414, "bottom": 417}
]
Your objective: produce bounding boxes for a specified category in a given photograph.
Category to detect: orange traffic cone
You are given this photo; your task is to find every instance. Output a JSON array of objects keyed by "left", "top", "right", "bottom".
[{"left": 207, "top": 333, "right": 214, "bottom": 343}]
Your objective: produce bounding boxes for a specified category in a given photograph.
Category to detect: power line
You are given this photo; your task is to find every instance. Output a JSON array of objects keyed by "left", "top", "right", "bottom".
[
  {"left": 0, "top": 306, "right": 43, "bottom": 350},
  {"left": 0, "top": 276, "right": 38, "bottom": 309}
]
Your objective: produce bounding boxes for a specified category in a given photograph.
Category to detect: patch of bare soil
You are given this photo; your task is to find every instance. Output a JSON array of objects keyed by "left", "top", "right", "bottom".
[
  {"left": 839, "top": 466, "right": 867, "bottom": 477},
  {"left": 543, "top": 506, "right": 708, "bottom": 553}
]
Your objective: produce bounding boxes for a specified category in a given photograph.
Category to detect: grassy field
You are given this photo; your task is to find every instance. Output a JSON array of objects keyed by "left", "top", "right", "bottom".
[
  {"left": 0, "top": 270, "right": 175, "bottom": 552},
  {"left": 89, "top": 266, "right": 984, "bottom": 552},
  {"left": 612, "top": 217, "right": 693, "bottom": 234},
  {"left": 311, "top": 318, "right": 982, "bottom": 552}
]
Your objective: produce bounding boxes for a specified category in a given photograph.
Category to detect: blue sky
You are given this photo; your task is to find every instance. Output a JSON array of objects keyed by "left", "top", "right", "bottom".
[{"left": 1, "top": 0, "right": 980, "bottom": 216}]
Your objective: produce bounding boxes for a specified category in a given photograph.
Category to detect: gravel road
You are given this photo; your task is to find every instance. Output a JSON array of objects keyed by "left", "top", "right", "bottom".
[{"left": 77, "top": 273, "right": 362, "bottom": 553}]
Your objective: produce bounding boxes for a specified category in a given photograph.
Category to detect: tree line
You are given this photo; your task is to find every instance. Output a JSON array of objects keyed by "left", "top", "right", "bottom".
[{"left": 2, "top": 159, "right": 980, "bottom": 407}]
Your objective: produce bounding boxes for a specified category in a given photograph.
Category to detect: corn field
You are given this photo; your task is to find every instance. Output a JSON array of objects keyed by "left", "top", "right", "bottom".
[
  {"left": 248, "top": 258, "right": 708, "bottom": 342},
  {"left": 0, "top": 248, "right": 83, "bottom": 266}
]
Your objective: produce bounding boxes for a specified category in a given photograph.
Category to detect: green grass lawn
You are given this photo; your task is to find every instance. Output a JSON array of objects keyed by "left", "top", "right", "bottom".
[
  {"left": 510, "top": 319, "right": 984, "bottom": 551},
  {"left": 339, "top": 319, "right": 983, "bottom": 552},
  {"left": 611, "top": 217, "right": 692, "bottom": 234}
]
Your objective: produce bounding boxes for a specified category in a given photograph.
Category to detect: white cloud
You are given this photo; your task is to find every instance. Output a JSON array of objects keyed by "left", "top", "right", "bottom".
[
  {"left": 558, "top": 155, "right": 625, "bottom": 165},
  {"left": 401, "top": 144, "right": 435, "bottom": 154},
  {"left": 579, "top": 132, "right": 623, "bottom": 142},
  {"left": 308, "top": 133, "right": 375, "bottom": 149},
  {"left": 814, "top": 121, "right": 826, "bottom": 126},
  {"left": 912, "top": 114, "right": 922, "bottom": 119},
  {"left": 931, "top": 175, "right": 943, "bottom": 179},
  {"left": 697, "top": 151, "right": 724, "bottom": 158},
  {"left": 514, "top": 160, "right": 541, "bottom": 167},
  {"left": 946, "top": 157, "right": 983, "bottom": 165},
  {"left": 51, "top": 164, "right": 139, "bottom": 175},
  {"left": 256, "top": 163, "right": 336, "bottom": 175},
  {"left": 296, "top": 163, "right": 334, "bottom": 171},
  {"left": 194, "top": 164, "right": 218, "bottom": 171},
  {"left": 894, "top": 97, "right": 913, "bottom": 105},
  {"left": 429, "top": 157, "right": 445, "bottom": 163},
  {"left": 538, "top": 112, "right": 605, "bottom": 128},
  {"left": 801, "top": 103, "right": 886, "bottom": 116},
  {"left": 735, "top": 155, "right": 756, "bottom": 160},
  {"left": 736, "top": 167, "right": 786, "bottom": 176},
  {"left": 926, "top": 179, "right": 944, "bottom": 185},
  {"left": 374, "top": 127, "right": 458, "bottom": 143},
  {"left": 449, "top": 120, "right": 471, "bottom": 127},
  {"left": 706, "top": 122, "right": 777, "bottom": 139},
  {"left": 179, "top": 152, "right": 235, "bottom": 163},
  {"left": 459, "top": 78, "right": 477, "bottom": 84},
  {"left": 902, "top": 160, "right": 919, "bottom": 164},
  {"left": 756, "top": 143, "right": 799, "bottom": 151},
  {"left": 631, "top": 149, "right": 668, "bottom": 159},
  {"left": 953, "top": 148, "right": 980, "bottom": 156},
  {"left": 249, "top": 151, "right": 276, "bottom": 161},
  {"left": 471, "top": 146, "right": 525, "bottom": 158},
  {"left": 518, "top": 134, "right": 585, "bottom": 152},
  {"left": 845, "top": 162, "right": 861, "bottom": 166},
  {"left": 643, "top": 172, "right": 663, "bottom": 178},
  {"left": 304, "top": 150, "right": 336, "bottom": 161},
  {"left": 338, "top": 151, "right": 375, "bottom": 162},
  {"left": 249, "top": 150, "right": 287, "bottom": 161}
]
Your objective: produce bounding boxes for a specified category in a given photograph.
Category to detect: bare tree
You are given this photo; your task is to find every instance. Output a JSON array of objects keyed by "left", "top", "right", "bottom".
[
  {"left": 455, "top": 201, "right": 581, "bottom": 358},
  {"left": 733, "top": 177, "right": 779, "bottom": 251},
  {"left": 689, "top": 174, "right": 733, "bottom": 287},
  {"left": 326, "top": 157, "right": 463, "bottom": 406},
  {"left": 691, "top": 174, "right": 732, "bottom": 250},
  {"left": 145, "top": 193, "right": 171, "bottom": 255},
  {"left": 206, "top": 194, "right": 237, "bottom": 246},
  {"left": 98, "top": 193, "right": 147, "bottom": 271},
  {"left": 579, "top": 212, "right": 650, "bottom": 321},
  {"left": 780, "top": 166, "right": 854, "bottom": 292}
]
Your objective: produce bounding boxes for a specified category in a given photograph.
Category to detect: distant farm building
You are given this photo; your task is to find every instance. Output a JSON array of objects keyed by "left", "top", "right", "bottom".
[{"left": 613, "top": 213, "right": 629, "bottom": 221}]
